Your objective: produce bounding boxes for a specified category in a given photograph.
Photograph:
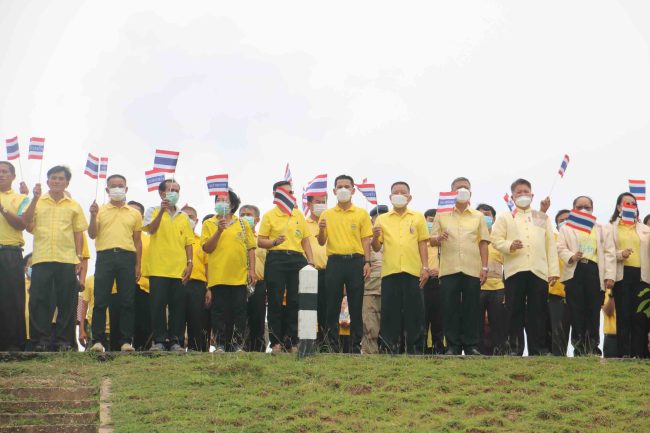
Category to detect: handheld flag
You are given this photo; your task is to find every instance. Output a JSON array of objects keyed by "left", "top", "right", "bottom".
[
  {"left": 153, "top": 149, "right": 179, "bottom": 173},
  {"left": 629, "top": 179, "right": 646, "bottom": 201},
  {"left": 558, "top": 154, "right": 570, "bottom": 178},
  {"left": 357, "top": 181, "right": 378, "bottom": 205},
  {"left": 274, "top": 187, "right": 296, "bottom": 216},
  {"left": 145, "top": 169, "right": 166, "bottom": 192},
  {"left": 5, "top": 137, "right": 19, "bottom": 160},
  {"left": 437, "top": 191, "right": 457, "bottom": 213},
  {"left": 566, "top": 209, "right": 597, "bottom": 233},
  {"left": 620, "top": 202, "right": 637, "bottom": 225},
  {"left": 99, "top": 157, "right": 108, "bottom": 179},
  {"left": 206, "top": 174, "right": 229, "bottom": 196},
  {"left": 302, "top": 174, "right": 328, "bottom": 216},
  {"left": 84, "top": 153, "right": 100, "bottom": 179},
  {"left": 28, "top": 137, "right": 45, "bottom": 160},
  {"left": 284, "top": 163, "right": 292, "bottom": 185}
]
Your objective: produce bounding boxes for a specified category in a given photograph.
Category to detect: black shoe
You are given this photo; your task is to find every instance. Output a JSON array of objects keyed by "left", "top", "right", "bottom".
[{"left": 444, "top": 349, "right": 455, "bottom": 356}]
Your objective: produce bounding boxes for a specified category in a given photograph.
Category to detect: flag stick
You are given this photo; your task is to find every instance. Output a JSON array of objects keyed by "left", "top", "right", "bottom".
[
  {"left": 548, "top": 176, "right": 559, "bottom": 197},
  {"left": 95, "top": 177, "right": 100, "bottom": 201},
  {"left": 17, "top": 158, "right": 24, "bottom": 183},
  {"left": 38, "top": 159, "right": 44, "bottom": 183}
]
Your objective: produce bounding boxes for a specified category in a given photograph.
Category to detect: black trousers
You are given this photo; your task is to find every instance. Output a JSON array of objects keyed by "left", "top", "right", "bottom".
[
  {"left": 325, "top": 255, "right": 364, "bottom": 353},
  {"left": 265, "top": 251, "right": 307, "bottom": 347},
  {"left": 92, "top": 250, "right": 136, "bottom": 347},
  {"left": 380, "top": 272, "right": 424, "bottom": 354},
  {"left": 210, "top": 285, "right": 247, "bottom": 350},
  {"left": 440, "top": 272, "right": 480, "bottom": 354},
  {"left": 29, "top": 262, "right": 77, "bottom": 351},
  {"left": 185, "top": 279, "right": 210, "bottom": 351},
  {"left": 246, "top": 281, "right": 267, "bottom": 352},
  {"left": 149, "top": 276, "right": 185, "bottom": 345},
  {"left": 133, "top": 287, "right": 151, "bottom": 350},
  {"left": 564, "top": 261, "right": 603, "bottom": 355},
  {"left": 548, "top": 294, "right": 570, "bottom": 356},
  {"left": 603, "top": 334, "right": 618, "bottom": 358},
  {"left": 0, "top": 248, "right": 26, "bottom": 350},
  {"left": 316, "top": 269, "right": 328, "bottom": 345},
  {"left": 108, "top": 293, "right": 121, "bottom": 351},
  {"left": 505, "top": 271, "right": 548, "bottom": 356},
  {"left": 422, "top": 278, "right": 444, "bottom": 354},
  {"left": 613, "top": 266, "right": 648, "bottom": 358},
  {"left": 479, "top": 289, "right": 507, "bottom": 355}
]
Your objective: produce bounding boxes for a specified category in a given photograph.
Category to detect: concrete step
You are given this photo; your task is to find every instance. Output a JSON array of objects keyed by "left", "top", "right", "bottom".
[
  {"left": 0, "top": 425, "right": 98, "bottom": 433},
  {"left": 0, "top": 388, "right": 96, "bottom": 402},
  {"left": 0, "top": 401, "right": 95, "bottom": 414},
  {"left": 0, "top": 412, "right": 98, "bottom": 425}
]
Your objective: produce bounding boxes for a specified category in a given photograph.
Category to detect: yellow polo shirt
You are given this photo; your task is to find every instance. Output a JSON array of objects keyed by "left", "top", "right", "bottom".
[
  {"left": 189, "top": 234, "right": 208, "bottom": 283},
  {"left": 94, "top": 203, "right": 143, "bottom": 252},
  {"left": 138, "top": 233, "right": 150, "bottom": 293},
  {"left": 254, "top": 235, "right": 267, "bottom": 281},
  {"left": 0, "top": 189, "right": 29, "bottom": 246},
  {"left": 81, "top": 233, "right": 91, "bottom": 259},
  {"left": 306, "top": 217, "right": 328, "bottom": 269},
  {"left": 617, "top": 223, "right": 641, "bottom": 268},
  {"left": 375, "top": 208, "right": 429, "bottom": 278},
  {"left": 82, "top": 276, "right": 115, "bottom": 333},
  {"left": 31, "top": 194, "right": 88, "bottom": 265},
  {"left": 603, "top": 292, "right": 616, "bottom": 335},
  {"left": 482, "top": 243, "right": 504, "bottom": 291},
  {"left": 319, "top": 205, "right": 372, "bottom": 256},
  {"left": 143, "top": 207, "right": 193, "bottom": 279},
  {"left": 432, "top": 206, "right": 491, "bottom": 279},
  {"left": 201, "top": 216, "right": 255, "bottom": 287},
  {"left": 549, "top": 233, "right": 566, "bottom": 298},
  {"left": 577, "top": 229, "right": 598, "bottom": 263},
  {"left": 259, "top": 207, "right": 310, "bottom": 253}
]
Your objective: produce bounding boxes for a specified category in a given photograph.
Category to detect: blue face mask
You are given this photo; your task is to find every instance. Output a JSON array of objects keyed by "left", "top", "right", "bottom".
[
  {"left": 242, "top": 216, "right": 255, "bottom": 228},
  {"left": 427, "top": 221, "right": 434, "bottom": 234},
  {"left": 214, "top": 202, "right": 230, "bottom": 217},
  {"left": 26, "top": 267, "right": 32, "bottom": 279},
  {"left": 484, "top": 215, "right": 494, "bottom": 230}
]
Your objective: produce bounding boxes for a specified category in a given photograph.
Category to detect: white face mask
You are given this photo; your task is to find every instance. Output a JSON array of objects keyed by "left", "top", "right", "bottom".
[
  {"left": 108, "top": 187, "right": 126, "bottom": 202},
  {"left": 312, "top": 203, "right": 327, "bottom": 217},
  {"left": 455, "top": 188, "right": 471, "bottom": 203},
  {"left": 189, "top": 219, "right": 197, "bottom": 231},
  {"left": 336, "top": 188, "right": 352, "bottom": 203},
  {"left": 515, "top": 195, "right": 532, "bottom": 208},
  {"left": 391, "top": 194, "right": 408, "bottom": 208}
]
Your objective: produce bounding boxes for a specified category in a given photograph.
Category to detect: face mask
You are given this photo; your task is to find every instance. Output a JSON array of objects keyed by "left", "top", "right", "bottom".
[
  {"left": 514, "top": 195, "right": 532, "bottom": 209},
  {"left": 558, "top": 221, "right": 567, "bottom": 229},
  {"left": 456, "top": 188, "right": 471, "bottom": 203},
  {"left": 484, "top": 215, "right": 494, "bottom": 230},
  {"left": 26, "top": 267, "right": 32, "bottom": 279},
  {"left": 391, "top": 194, "right": 408, "bottom": 208},
  {"left": 336, "top": 188, "right": 352, "bottom": 203},
  {"left": 242, "top": 216, "right": 255, "bottom": 228},
  {"left": 312, "top": 203, "right": 327, "bottom": 217},
  {"left": 189, "top": 219, "right": 197, "bottom": 231},
  {"left": 427, "top": 221, "right": 434, "bottom": 234},
  {"left": 108, "top": 187, "right": 126, "bottom": 202},
  {"left": 215, "top": 202, "right": 230, "bottom": 217},
  {"left": 166, "top": 191, "right": 179, "bottom": 206}
]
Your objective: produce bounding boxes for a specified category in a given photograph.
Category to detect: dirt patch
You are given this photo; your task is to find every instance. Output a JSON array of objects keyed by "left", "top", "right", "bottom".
[
  {"left": 348, "top": 385, "right": 371, "bottom": 395},
  {"left": 509, "top": 373, "right": 533, "bottom": 382}
]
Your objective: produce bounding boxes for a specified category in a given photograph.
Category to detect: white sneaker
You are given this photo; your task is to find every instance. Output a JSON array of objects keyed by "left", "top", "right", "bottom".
[
  {"left": 120, "top": 343, "right": 135, "bottom": 352},
  {"left": 88, "top": 342, "right": 105, "bottom": 353},
  {"left": 215, "top": 345, "right": 226, "bottom": 353}
]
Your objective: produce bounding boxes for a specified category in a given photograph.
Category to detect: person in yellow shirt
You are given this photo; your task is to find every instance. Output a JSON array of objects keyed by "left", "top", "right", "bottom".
[
  {"left": 317, "top": 175, "right": 372, "bottom": 353},
  {"left": 143, "top": 179, "right": 193, "bottom": 352},
  {"left": 128, "top": 200, "right": 152, "bottom": 351},
  {"left": 240, "top": 205, "right": 268, "bottom": 352},
  {"left": 86, "top": 174, "right": 142, "bottom": 353},
  {"left": 181, "top": 206, "right": 210, "bottom": 352},
  {"left": 258, "top": 181, "right": 314, "bottom": 353},
  {"left": 305, "top": 194, "right": 328, "bottom": 348},
  {"left": 23, "top": 253, "right": 33, "bottom": 350},
  {"left": 423, "top": 208, "right": 444, "bottom": 354},
  {"left": 22, "top": 166, "right": 87, "bottom": 352},
  {"left": 202, "top": 189, "right": 256, "bottom": 353},
  {"left": 363, "top": 205, "right": 388, "bottom": 355},
  {"left": 372, "top": 181, "right": 429, "bottom": 354},
  {"left": 339, "top": 295, "right": 351, "bottom": 353},
  {"left": 548, "top": 209, "right": 572, "bottom": 356},
  {"left": 78, "top": 275, "right": 115, "bottom": 348},
  {"left": 0, "top": 161, "right": 30, "bottom": 351},
  {"left": 491, "top": 178, "right": 560, "bottom": 356},
  {"left": 602, "top": 290, "right": 617, "bottom": 358}
]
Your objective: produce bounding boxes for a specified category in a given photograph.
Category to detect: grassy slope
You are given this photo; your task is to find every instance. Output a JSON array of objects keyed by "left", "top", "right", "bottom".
[{"left": 1, "top": 354, "right": 649, "bottom": 433}]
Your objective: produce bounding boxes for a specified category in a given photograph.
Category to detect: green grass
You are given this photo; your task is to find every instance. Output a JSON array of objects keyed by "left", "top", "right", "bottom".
[{"left": 1, "top": 353, "right": 649, "bottom": 433}]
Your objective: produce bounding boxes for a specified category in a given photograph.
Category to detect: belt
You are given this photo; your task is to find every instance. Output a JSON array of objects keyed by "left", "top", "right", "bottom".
[
  {"left": 578, "top": 258, "right": 597, "bottom": 265},
  {"left": 330, "top": 253, "right": 363, "bottom": 260},
  {"left": 97, "top": 248, "right": 134, "bottom": 254},
  {"left": 268, "top": 250, "right": 302, "bottom": 256},
  {"left": 0, "top": 245, "right": 23, "bottom": 251}
]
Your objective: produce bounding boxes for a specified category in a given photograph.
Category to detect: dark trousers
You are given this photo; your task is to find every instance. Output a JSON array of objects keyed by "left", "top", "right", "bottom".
[
  {"left": 92, "top": 250, "right": 136, "bottom": 347},
  {"left": 613, "top": 267, "right": 648, "bottom": 358},
  {"left": 265, "top": 252, "right": 307, "bottom": 347},
  {"left": 380, "top": 272, "right": 424, "bottom": 354},
  {"left": 325, "top": 255, "right": 364, "bottom": 353},
  {"left": 134, "top": 287, "right": 151, "bottom": 350},
  {"left": 316, "top": 269, "right": 328, "bottom": 344},
  {"left": 149, "top": 276, "right": 185, "bottom": 345},
  {"left": 246, "top": 281, "right": 267, "bottom": 352},
  {"left": 210, "top": 285, "right": 247, "bottom": 350},
  {"left": 505, "top": 271, "right": 548, "bottom": 356},
  {"left": 29, "top": 262, "right": 77, "bottom": 351},
  {"left": 0, "top": 248, "right": 26, "bottom": 350},
  {"left": 423, "top": 278, "right": 444, "bottom": 354},
  {"left": 185, "top": 279, "right": 210, "bottom": 351},
  {"left": 548, "top": 294, "right": 570, "bottom": 356},
  {"left": 564, "top": 261, "right": 602, "bottom": 355},
  {"left": 440, "top": 272, "right": 480, "bottom": 354},
  {"left": 479, "top": 289, "right": 507, "bottom": 355},
  {"left": 108, "top": 293, "right": 121, "bottom": 351},
  {"left": 603, "top": 334, "right": 618, "bottom": 358}
]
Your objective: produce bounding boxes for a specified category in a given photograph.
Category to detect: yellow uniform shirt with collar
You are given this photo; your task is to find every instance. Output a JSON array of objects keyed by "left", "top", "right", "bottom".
[
  {"left": 306, "top": 216, "right": 328, "bottom": 269},
  {"left": 143, "top": 207, "right": 193, "bottom": 279},
  {"left": 201, "top": 216, "right": 255, "bottom": 287},
  {"left": 94, "top": 203, "right": 143, "bottom": 252},
  {"left": 602, "top": 291, "right": 616, "bottom": 335},
  {"left": 31, "top": 193, "right": 88, "bottom": 265},
  {"left": 82, "top": 276, "right": 115, "bottom": 333},
  {"left": 81, "top": 232, "right": 91, "bottom": 259},
  {"left": 549, "top": 233, "right": 566, "bottom": 297},
  {"left": 617, "top": 223, "right": 641, "bottom": 268},
  {"left": 137, "top": 233, "right": 151, "bottom": 293},
  {"left": 427, "top": 245, "right": 440, "bottom": 272},
  {"left": 491, "top": 208, "right": 560, "bottom": 281},
  {"left": 432, "top": 206, "right": 491, "bottom": 279},
  {"left": 259, "top": 207, "right": 310, "bottom": 253},
  {"left": 482, "top": 243, "right": 505, "bottom": 291},
  {"left": 375, "top": 209, "right": 429, "bottom": 278},
  {"left": 0, "top": 189, "right": 29, "bottom": 246},
  {"left": 319, "top": 205, "right": 372, "bottom": 256},
  {"left": 577, "top": 228, "right": 599, "bottom": 263},
  {"left": 189, "top": 234, "right": 208, "bottom": 283},
  {"left": 253, "top": 234, "right": 267, "bottom": 281}
]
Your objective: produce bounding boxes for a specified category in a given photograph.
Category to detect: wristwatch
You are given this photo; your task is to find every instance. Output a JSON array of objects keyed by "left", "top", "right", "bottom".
[{"left": 481, "top": 266, "right": 489, "bottom": 271}]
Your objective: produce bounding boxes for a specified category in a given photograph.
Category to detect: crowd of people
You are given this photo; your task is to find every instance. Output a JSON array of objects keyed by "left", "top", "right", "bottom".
[{"left": 1, "top": 160, "right": 649, "bottom": 358}]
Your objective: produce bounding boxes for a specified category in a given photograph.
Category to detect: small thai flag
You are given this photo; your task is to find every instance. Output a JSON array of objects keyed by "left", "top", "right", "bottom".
[
  {"left": 145, "top": 169, "right": 166, "bottom": 192},
  {"left": 566, "top": 209, "right": 597, "bottom": 234},
  {"left": 503, "top": 193, "right": 518, "bottom": 217},
  {"left": 629, "top": 179, "right": 646, "bottom": 201},
  {"left": 5, "top": 137, "right": 19, "bottom": 160},
  {"left": 284, "top": 163, "right": 292, "bottom": 185},
  {"left": 620, "top": 202, "right": 637, "bottom": 225},
  {"left": 558, "top": 154, "right": 570, "bottom": 178},
  {"left": 302, "top": 191, "right": 309, "bottom": 215},
  {"left": 304, "top": 174, "right": 327, "bottom": 197},
  {"left": 99, "top": 157, "right": 109, "bottom": 179},
  {"left": 206, "top": 174, "right": 229, "bottom": 196},
  {"left": 84, "top": 153, "right": 100, "bottom": 179},
  {"left": 357, "top": 181, "right": 378, "bottom": 205},
  {"left": 28, "top": 137, "right": 45, "bottom": 160},
  {"left": 437, "top": 191, "right": 457, "bottom": 213},
  {"left": 274, "top": 186, "right": 296, "bottom": 216},
  {"left": 153, "top": 149, "right": 179, "bottom": 173}
]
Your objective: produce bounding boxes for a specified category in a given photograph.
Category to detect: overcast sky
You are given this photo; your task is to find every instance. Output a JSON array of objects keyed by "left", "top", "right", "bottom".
[{"left": 2, "top": 0, "right": 650, "bottom": 253}]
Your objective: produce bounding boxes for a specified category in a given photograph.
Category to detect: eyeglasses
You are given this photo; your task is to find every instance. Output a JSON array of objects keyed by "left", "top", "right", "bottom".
[{"left": 575, "top": 206, "right": 592, "bottom": 211}]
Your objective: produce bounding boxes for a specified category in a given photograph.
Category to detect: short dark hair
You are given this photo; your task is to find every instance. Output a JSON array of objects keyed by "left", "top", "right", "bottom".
[
  {"left": 47, "top": 165, "right": 72, "bottom": 181},
  {"left": 0, "top": 161, "right": 15, "bottom": 175},
  {"left": 572, "top": 196, "right": 593, "bottom": 208},
  {"left": 240, "top": 204, "right": 260, "bottom": 218},
  {"left": 390, "top": 181, "right": 410, "bottom": 192},
  {"left": 644, "top": 214, "right": 650, "bottom": 225},
  {"left": 510, "top": 178, "right": 531, "bottom": 193},
  {"left": 451, "top": 177, "right": 471, "bottom": 189},
  {"left": 476, "top": 203, "right": 496, "bottom": 218},
  {"left": 214, "top": 189, "right": 241, "bottom": 214},
  {"left": 158, "top": 179, "right": 179, "bottom": 193},
  {"left": 424, "top": 208, "right": 437, "bottom": 219},
  {"left": 555, "top": 209, "right": 571, "bottom": 225},
  {"left": 334, "top": 175, "right": 355, "bottom": 188},
  {"left": 127, "top": 200, "right": 144, "bottom": 215},
  {"left": 23, "top": 253, "right": 32, "bottom": 267},
  {"left": 273, "top": 181, "right": 291, "bottom": 192},
  {"left": 202, "top": 214, "right": 215, "bottom": 223},
  {"left": 106, "top": 174, "right": 126, "bottom": 185}
]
